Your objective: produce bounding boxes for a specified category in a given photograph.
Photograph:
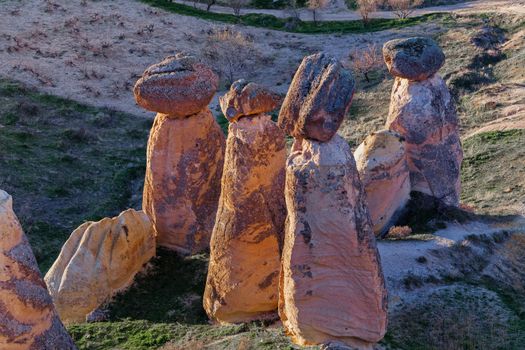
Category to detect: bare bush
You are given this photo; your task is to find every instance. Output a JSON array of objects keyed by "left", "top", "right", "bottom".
[
  {"left": 349, "top": 44, "right": 383, "bottom": 82},
  {"left": 388, "top": 0, "right": 422, "bottom": 19},
  {"left": 228, "top": 0, "right": 250, "bottom": 16},
  {"left": 307, "top": 0, "right": 328, "bottom": 24},
  {"left": 357, "top": 0, "right": 381, "bottom": 24},
  {"left": 203, "top": 26, "right": 260, "bottom": 85}
]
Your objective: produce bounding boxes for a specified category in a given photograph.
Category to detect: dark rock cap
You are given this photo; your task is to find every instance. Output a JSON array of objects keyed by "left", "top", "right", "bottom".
[
  {"left": 278, "top": 52, "right": 355, "bottom": 142},
  {"left": 383, "top": 37, "right": 445, "bottom": 81},
  {"left": 219, "top": 79, "right": 283, "bottom": 122},
  {"left": 134, "top": 53, "right": 218, "bottom": 117}
]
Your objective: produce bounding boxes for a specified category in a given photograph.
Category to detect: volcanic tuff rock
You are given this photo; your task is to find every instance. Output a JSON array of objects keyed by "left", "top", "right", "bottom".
[
  {"left": 44, "top": 209, "right": 155, "bottom": 323},
  {"left": 219, "top": 79, "right": 283, "bottom": 122},
  {"left": 278, "top": 52, "right": 355, "bottom": 142},
  {"left": 354, "top": 130, "right": 410, "bottom": 236},
  {"left": 134, "top": 53, "right": 219, "bottom": 117},
  {"left": 383, "top": 37, "right": 445, "bottom": 81},
  {"left": 142, "top": 110, "right": 225, "bottom": 253},
  {"left": 0, "top": 190, "right": 76, "bottom": 349},
  {"left": 204, "top": 112, "right": 286, "bottom": 323},
  {"left": 137, "top": 56, "right": 226, "bottom": 253},
  {"left": 386, "top": 74, "right": 463, "bottom": 206},
  {"left": 279, "top": 136, "right": 388, "bottom": 348}
]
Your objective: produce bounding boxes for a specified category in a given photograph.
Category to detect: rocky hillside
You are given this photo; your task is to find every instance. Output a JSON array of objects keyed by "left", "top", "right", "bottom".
[{"left": 0, "top": 0, "right": 524, "bottom": 349}]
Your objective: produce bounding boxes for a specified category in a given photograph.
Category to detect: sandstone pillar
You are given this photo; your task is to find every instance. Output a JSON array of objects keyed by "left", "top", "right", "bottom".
[
  {"left": 354, "top": 130, "right": 410, "bottom": 236},
  {"left": 204, "top": 80, "right": 286, "bottom": 323},
  {"left": 278, "top": 53, "right": 388, "bottom": 348},
  {"left": 0, "top": 190, "right": 77, "bottom": 349},
  {"left": 134, "top": 54, "right": 225, "bottom": 254},
  {"left": 383, "top": 37, "right": 463, "bottom": 206}
]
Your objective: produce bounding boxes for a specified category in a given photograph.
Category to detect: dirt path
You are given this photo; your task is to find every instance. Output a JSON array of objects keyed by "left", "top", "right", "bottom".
[
  {"left": 173, "top": 0, "right": 525, "bottom": 21},
  {"left": 0, "top": 0, "right": 444, "bottom": 117}
]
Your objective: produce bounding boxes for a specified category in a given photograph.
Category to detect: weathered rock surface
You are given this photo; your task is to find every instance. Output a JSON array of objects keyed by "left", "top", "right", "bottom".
[
  {"left": 279, "top": 135, "right": 388, "bottom": 348},
  {"left": 354, "top": 130, "right": 410, "bottom": 236},
  {"left": 142, "top": 109, "right": 225, "bottom": 253},
  {"left": 0, "top": 190, "right": 77, "bottom": 349},
  {"left": 278, "top": 52, "right": 355, "bottom": 142},
  {"left": 134, "top": 54, "right": 219, "bottom": 117},
  {"left": 204, "top": 114, "right": 286, "bottom": 323},
  {"left": 219, "top": 79, "right": 282, "bottom": 122},
  {"left": 44, "top": 209, "right": 155, "bottom": 323},
  {"left": 386, "top": 74, "right": 463, "bottom": 206},
  {"left": 383, "top": 37, "right": 445, "bottom": 81}
]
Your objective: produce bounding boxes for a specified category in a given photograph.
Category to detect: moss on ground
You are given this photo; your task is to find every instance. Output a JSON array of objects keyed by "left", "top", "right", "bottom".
[{"left": 461, "top": 130, "right": 525, "bottom": 214}]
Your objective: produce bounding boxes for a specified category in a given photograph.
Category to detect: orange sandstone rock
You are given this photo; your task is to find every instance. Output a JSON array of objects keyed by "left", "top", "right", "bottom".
[
  {"left": 44, "top": 209, "right": 155, "bottom": 323},
  {"left": 142, "top": 110, "right": 225, "bottom": 253},
  {"left": 386, "top": 74, "right": 463, "bottom": 206},
  {"left": 204, "top": 113, "right": 286, "bottom": 323},
  {"left": 354, "top": 130, "right": 410, "bottom": 236},
  {"left": 0, "top": 190, "right": 76, "bottom": 349},
  {"left": 279, "top": 136, "right": 388, "bottom": 348},
  {"left": 134, "top": 54, "right": 219, "bottom": 118},
  {"left": 219, "top": 79, "right": 282, "bottom": 122}
]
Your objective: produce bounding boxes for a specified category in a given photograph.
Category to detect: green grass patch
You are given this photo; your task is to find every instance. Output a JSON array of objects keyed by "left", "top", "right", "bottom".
[
  {"left": 461, "top": 130, "right": 525, "bottom": 214},
  {"left": 0, "top": 78, "right": 151, "bottom": 271},
  {"left": 139, "top": 0, "right": 449, "bottom": 34}
]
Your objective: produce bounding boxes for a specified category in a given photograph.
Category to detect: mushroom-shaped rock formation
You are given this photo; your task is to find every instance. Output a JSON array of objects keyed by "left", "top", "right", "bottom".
[
  {"left": 382, "top": 37, "right": 445, "bottom": 81},
  {"left": 219, "top": 79, "right": 283, "bottom": 122},
  {"left": 44, "top": 209, "right": 155, "bottom": 323},
  {"left": 278, "top": 53, "right": 387, "bottom": 348},
  {"left": 134, "top": 53, "right": 219, "bottom": 117},
  {"left": 204, "top": 80, "right": 286, "bottom": 323},
  {"left": 354, "top": 130, "right": 410, "bottom": 236},
  {"left": 383, "top": 39, "right": 463, "bottom": 206},
  {"left": 136, "top": 55, "right": 226, "bottom": 253},
  {"left": 0, "top": 190, "right": 77, "bottom": 349},
  {"left": 278, "top": 52, "right": 355, "bottom": 142}
]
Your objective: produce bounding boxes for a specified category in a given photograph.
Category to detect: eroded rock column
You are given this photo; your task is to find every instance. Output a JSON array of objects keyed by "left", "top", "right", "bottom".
[
  {"left": 383, "top": 37, "right": 463, "bottom": 206},
  {"left": 278, "top": 53, "right": 387, "bottom": 348},
  {"left": 204, "top": 80, "right": 286, "bottom": 323},
  {"left": 134, "top": 54, "right": 225, "bottom": 254},
  {"left": 354, "top": 130, "right": 410, "bottom": 236},
  {"left": 45, "top": 209, "right": 156, "bottom": 323},
  {"left": 0, "top": 190, "right": 77, "bottom": 349}
]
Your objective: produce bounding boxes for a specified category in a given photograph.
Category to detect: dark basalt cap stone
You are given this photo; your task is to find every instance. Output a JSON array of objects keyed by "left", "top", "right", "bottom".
[
  {"left": 278, "top": 52, "right": 355, "bottom": 142},
  {"left": 219, "top": 79, "right": 283, "bottom": 122},
  {"left": 383, "top": 37, "right": 445, "bottom": 81},
  {"left": 134, "top": 53, "right": 218, "bottom": 117}
]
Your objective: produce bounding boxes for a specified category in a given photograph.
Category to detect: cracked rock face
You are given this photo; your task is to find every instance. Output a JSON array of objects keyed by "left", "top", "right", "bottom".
[
  {"left": 386, "top": 75, "right": 463, "bottom": 206},
  {"left": 136, "top": 56, "right": 226, "bottom": 253},
  {"left": 279, "top": 136, "right": 388, "bottom": 348},
  {"left": 142, "top": 110, "right": 225, "bottom": 253},
  {"left": 134, "top": 54, "right": 219, "bottom": 117},
  {"left": 219, "top": 79, "right": 283, "bottom": 122},
  {"left": 44, "top": 209, "right": 155, "bottom": 323},
  {"left": 0, "top": 190, "right": 77, "bottom": 349},
  {"left": 204, "top": 114, "right": 286, "bottom": 323},
  {"left": 354, "top": 130, "right": 410, "bottom": 236},
  {"left": 278, "top": 52, "right": 355, "bottom": 142},
  {"left": 383, "top": 37, "right": 445, "bottom": 81}
]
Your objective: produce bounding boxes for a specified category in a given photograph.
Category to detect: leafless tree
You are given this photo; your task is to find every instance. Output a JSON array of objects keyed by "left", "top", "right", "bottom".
[
  {"left": 228, "top": 0, "right": 250, "bottom": 16},
  {"left": 357, "top": 0, "right": 381, "bottom": 24},
  {"left": 203, "top": 26, "right": 260, "bottom": 85},
  {"left": 206, "top": 0, "right": 216, "bottom": 11},
  {"left": 388, "top": 0, "right": 423, "bottom": 19},
  {"left": 307, "top": 0, "right": 328, "bottom": 24},
  {"left": 349, "top": 44, "right": 384, "bottom": 82}
]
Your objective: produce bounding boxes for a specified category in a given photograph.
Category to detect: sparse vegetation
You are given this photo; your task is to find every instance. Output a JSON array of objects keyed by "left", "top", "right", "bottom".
[
  {"left": 139, "top": 0, "right": 449, "bottom": 34},
  {"left": 387, "top": 0, "right": 423, "bottom": 19}
]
